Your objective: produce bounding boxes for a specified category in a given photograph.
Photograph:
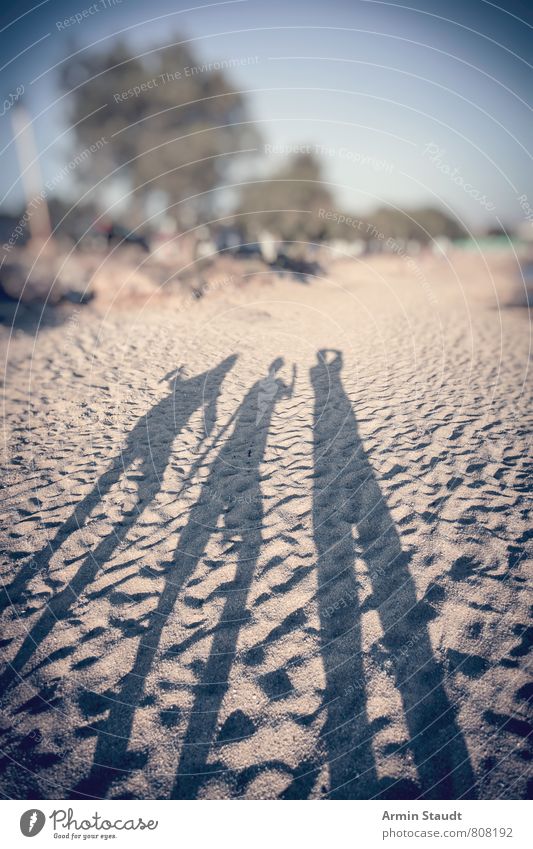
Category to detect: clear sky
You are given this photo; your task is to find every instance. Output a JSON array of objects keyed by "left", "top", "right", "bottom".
[{"left": 0, "top": 0, "right": 532, "bottom": 231}]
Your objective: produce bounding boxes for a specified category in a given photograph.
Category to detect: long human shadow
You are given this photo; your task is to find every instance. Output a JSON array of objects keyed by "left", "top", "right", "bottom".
[
  {"left": 74, "top": 358, "right": 295, "bottom": 800},
  {"left": 0, "top": 355, "right": 238, "bottom": 692},
  {"left": 311, "top": 350, "right": 476, "bottom": 800}
]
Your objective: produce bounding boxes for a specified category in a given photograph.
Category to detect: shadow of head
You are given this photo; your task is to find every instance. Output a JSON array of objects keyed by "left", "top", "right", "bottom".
[
  {"left": 268, "top": 356, "right": 285, "bottom": 375},
  {"left": 317, "top": 348, "right": 342, "bottom": 370}
]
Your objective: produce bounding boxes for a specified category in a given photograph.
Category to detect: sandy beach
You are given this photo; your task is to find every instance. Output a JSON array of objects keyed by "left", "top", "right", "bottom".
[{"left": 0, "top": 249, "right": 531, "bottom": 800}]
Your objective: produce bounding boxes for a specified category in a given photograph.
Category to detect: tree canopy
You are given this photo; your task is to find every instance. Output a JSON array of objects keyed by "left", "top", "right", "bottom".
[
  {"left": 60, "top": 40, "right": 259, "bottom": 226},
  {"left": 234, "top": 152, "right": 336, "bottom": 241}
]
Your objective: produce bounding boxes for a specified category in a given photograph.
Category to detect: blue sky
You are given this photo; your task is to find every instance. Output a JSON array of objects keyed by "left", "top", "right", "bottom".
[{"left": 0, "top": 0, "right": 532, "bottom": 231}]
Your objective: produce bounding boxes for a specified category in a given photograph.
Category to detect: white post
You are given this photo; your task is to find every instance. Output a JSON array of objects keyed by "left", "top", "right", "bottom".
[{"left": 11, "top": 104, "right": 52, "bottom": 242}]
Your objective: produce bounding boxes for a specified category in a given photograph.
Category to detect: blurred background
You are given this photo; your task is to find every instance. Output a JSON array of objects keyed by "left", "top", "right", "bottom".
[
  {"left": 0, "top": 0, "right": 532, "bottom": 316},
  {"left": 1, "top": 1, "right": 532, "bottom": 805}
]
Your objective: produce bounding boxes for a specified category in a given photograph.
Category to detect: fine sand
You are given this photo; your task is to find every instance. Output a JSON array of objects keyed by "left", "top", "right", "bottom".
[{"left": 0, "top": 249, "right": 531, "bottom": 799}]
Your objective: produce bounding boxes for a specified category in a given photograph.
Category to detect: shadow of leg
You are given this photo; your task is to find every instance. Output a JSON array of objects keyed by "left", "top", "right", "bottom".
[
  {"left": 311, "top": 353, "right": 379, "bottom": 799},
  {"left": 0, "top": 489, "right": 145, "bottom": 692},
  {"left": 72, "top": 513, "right": 216, "bottom": 799},
  {"left": 0, "top": 460, "right": 125, "bottom": 616},
  {"left": 311, "top": 350, "right": 476, "bottom": 799},
  {"left": 172, "top": 519, "right": 261, "bottom": 799}
]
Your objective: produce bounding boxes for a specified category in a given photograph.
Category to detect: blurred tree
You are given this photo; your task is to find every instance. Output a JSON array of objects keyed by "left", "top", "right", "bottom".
[
  {"left": 235, "top": 152, "right": 336, "bottom": 242},
  {"left": 60, "top": 39, "right": 260, "bottom": 226},
  {"left": 369, "top": 206, "right": 466, "bottom": 243}
]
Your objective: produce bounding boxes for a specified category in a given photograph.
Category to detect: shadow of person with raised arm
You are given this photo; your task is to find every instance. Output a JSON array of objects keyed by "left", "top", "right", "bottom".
[
  {"left": 0, "top": 355, "right": 238, "bottom": 692},
  {"left": 74, "top": 358, "right": 295, "bottom": 800},
  {"left": 311, "top": 350, "right": 476, "bottom": 800}
]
